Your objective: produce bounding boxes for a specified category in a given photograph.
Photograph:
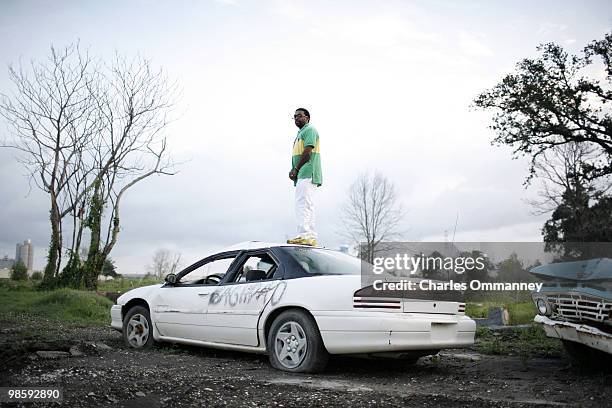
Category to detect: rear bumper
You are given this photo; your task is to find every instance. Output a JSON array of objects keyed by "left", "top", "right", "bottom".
[
  {"left": 110, "top": 305, "right": 123, "bottom": 331},
  {"left": 314, "top": 311, "right": 476, "bottom": 354},
  {"left": 534, "top": 315, "right": 612, "bottom": 354}
]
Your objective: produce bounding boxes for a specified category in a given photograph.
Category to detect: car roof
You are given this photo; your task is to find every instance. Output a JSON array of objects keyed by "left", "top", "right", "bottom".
[{"left": 218, "top": 241, "right": 321, "bottom": 253}]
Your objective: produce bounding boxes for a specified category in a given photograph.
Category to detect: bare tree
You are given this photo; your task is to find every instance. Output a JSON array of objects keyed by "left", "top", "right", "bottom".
[
  {"left": 527, "top": 142, "right": 611, "bottom": 214},
  {"left": 1, "top": 44, "right": 179, "bottom": 289},
  {"left": 79, "top": 54, "right": 178, "bottom": 289},
  {"left": 340, "top": 172, "right": 405, "bottom": 263},
  {"left": 0, "top": 44, "right": 102, "bottom": 283},
  {"left": 148, "top": 249, "right": 181, "bottom": 279}
]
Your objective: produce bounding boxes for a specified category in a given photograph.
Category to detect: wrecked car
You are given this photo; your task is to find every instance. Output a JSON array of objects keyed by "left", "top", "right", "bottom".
[
  {"left": 530, "top": 258, "right": 612, "bottom": 361},
  {"left": 111, "top": 242, "right": 475, "bottom": 373}
]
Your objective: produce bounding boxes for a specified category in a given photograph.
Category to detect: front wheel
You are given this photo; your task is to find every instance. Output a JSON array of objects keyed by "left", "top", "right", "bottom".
[
  {"left": 268, "top": 310, "right": 329, "bottom": 373},
  {"left": 123, "top": 305, "right": 155, "bottom": 349},
  {"left": 562, "top": 340, "right": 612, "bottom": 370}
]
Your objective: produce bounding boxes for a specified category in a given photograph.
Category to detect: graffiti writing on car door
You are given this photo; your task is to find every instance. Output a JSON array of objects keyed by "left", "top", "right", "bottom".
[{"left": 209, "top": 282, "right": 287, "bottom": 307}]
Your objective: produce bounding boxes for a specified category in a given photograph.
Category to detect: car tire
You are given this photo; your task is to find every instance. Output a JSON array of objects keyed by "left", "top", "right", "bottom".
[
  {"left": 123, "top": 305, "right": 155, "bottom": 349},
  {"left": 268, "top": 310, "right": 329, "bottom": 373},
  {"left": 562, "top": 340, "right": 612, "bottom": 370}
]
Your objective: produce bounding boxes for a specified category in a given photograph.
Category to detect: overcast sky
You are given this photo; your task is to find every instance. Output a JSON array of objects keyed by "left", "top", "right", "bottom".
[{"left": 1, "top": 0, "right": 611, "bottom": 274}]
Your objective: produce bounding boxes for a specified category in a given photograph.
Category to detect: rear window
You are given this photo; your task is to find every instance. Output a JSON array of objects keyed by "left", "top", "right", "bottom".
[{"left": 283, "top": 247, "right": 361, "bottom": 275}]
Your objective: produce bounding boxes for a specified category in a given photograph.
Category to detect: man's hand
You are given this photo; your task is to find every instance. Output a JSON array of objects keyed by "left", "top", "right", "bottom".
[
  {"left": 289, "top": 146, "right": 312, "bottom": 181},
  {"left": 289, "top": 168, "right": 298, "bottom": 181}
]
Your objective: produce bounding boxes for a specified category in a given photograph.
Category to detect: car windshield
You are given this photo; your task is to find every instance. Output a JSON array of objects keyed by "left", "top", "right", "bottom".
[{"left": 283, "top": 247, "right": 361, "bottom": 275}]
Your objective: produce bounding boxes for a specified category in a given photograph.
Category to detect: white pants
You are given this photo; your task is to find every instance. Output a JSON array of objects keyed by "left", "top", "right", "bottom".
[{"left": 295, "top": 178, "right": 317, "bottom": 240}]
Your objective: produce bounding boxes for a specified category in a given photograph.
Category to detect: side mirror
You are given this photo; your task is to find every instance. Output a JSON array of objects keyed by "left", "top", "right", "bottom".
[{"left": 165, "top": 273, "right": 177, "bottom": 285}]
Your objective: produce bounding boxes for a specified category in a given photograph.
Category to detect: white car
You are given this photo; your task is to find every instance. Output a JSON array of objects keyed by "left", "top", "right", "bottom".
[{"left": 111, "top": 242, "right": 476, "bottom": 372}]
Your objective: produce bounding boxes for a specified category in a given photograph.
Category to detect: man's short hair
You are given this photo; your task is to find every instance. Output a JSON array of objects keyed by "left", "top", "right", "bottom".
[{"left": 296, "top": 108, "right": 310, "bottom": 118}]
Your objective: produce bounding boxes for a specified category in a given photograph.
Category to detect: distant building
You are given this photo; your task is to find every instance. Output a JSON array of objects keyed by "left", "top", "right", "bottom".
[
  {"left": 0, "top": 255, "right": 15, "bottom": 270},
  {"left": 15, "top": 239, "right": 34, "bottom": 273},
  {"left": 0, "top": 255, "right": 15, "bottom": 279}
]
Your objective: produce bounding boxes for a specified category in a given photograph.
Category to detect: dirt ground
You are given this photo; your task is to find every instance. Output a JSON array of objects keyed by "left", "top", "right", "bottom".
[{"left": 1, "top": 313, "right": 611, "bottom": 408}]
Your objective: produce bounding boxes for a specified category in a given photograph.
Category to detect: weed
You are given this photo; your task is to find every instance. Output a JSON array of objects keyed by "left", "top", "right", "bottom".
[{"left": 474, "top": 325, "right": 563, "bottom": 357}]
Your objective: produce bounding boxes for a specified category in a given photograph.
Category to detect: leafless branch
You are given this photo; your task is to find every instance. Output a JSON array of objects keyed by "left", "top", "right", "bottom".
[{"left": 339, "top": 172, "right": 405, "bottom": 262}]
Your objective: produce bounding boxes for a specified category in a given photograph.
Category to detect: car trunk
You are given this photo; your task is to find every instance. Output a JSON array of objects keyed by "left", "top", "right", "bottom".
[{"left": 353, "top": 285, "right": 465, "bottom": 315}]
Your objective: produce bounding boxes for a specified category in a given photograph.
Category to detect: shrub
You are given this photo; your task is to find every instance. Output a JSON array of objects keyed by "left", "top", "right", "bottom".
[
  {"left": 10, "top": 261, "right": 28, "bottom": 281},
  {"left": 31, "top": 271, "right": 43, "bottom": 280}
]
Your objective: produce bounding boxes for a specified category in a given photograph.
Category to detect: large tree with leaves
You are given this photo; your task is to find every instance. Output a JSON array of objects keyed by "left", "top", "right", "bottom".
[
  {"left": 542, "top": 187, "right": 612, "bottom": 259},
  {"left": 473, "top": 32, "right": 612, "bottom": 181},
  {"left": 474, "top": 32, "right": 612, "bottom": 258}
]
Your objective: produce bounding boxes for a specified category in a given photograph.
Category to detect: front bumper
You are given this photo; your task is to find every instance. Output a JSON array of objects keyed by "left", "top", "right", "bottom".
[
  {"left": 534, "top": 315, "right": 612, "bottom": 354},
  {"left": 314, "top": 312, "right": 476, "bottom": 354},
  {"left": 110, "top": 304, "right": 123, "bottom": 331}
]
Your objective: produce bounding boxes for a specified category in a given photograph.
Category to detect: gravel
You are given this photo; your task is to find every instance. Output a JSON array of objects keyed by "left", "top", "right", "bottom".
[{"left": 1, "top": 312, "right": 611, "bottom": 407}]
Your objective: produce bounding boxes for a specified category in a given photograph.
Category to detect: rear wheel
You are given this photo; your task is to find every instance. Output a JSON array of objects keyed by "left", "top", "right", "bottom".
[
  {"left": 123, "top": 306, "right": 155, "bottom": 349},
  {"left": 268, "top": 310, "right": 328, "bottom": 373}
]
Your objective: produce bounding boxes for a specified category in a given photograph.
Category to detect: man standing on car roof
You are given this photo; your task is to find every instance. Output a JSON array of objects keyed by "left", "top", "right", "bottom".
[{"left": 287, "top": 108, "right": 322, "bottom": 247}]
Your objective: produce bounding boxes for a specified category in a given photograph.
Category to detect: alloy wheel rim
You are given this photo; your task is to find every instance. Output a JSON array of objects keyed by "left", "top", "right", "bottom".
[
  {"left": 127, "top": 313, "right": 149, "bottom": 347},
  {"left": 274, "top": 321, "right": 307, "bottom": 368}
]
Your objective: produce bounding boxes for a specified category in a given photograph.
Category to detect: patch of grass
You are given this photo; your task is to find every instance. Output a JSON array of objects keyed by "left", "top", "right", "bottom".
[
  {"left": 474, "top": 327, "right": 509, "bottom": 355},
  {"left": 475, "top": 325, "right": 563, "bottom": 358},
  {"left": 507, "top": 302, "right": 537, "bottom": 325},
  {"left": 0, "top": 286, "right": 113, "bottom": 326},
  {"left": 465, "top": 303, "right": 491, "bottom": 318},
  {"left": 466, "top": 290, "right": 533, "bottom": 303},
  {"left": 466, "top": 301, "right": 537, "bottom": 325},
  {"left": 0, "top": 279, "right": 38, "bottom": 291},
  {"left": 97, "top": 277, "right": 162, "bottom": 292}
]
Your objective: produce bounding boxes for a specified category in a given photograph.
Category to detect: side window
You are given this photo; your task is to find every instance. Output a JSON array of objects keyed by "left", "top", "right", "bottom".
[
  {"left": 179, "top": 257, "right": 236, "bottom": 284},
  {"left": 230, "top": 254, "right": 277, "bottom": 284}
]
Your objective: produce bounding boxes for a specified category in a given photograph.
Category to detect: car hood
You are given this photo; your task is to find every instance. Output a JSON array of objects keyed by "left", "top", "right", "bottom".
[{"left": 530, "top": 258, "right": 612, "bottom": 282}]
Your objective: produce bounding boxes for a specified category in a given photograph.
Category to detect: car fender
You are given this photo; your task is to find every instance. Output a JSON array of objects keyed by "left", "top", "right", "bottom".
[
  {"left": 116, "top": 284, "right": 164, "bottom": 306},
  {"left": 116, "top": 284, "right": 164, "bottom": 340},
  {"left": 258, "top": 275, "right": 361, "bottom": 346}
]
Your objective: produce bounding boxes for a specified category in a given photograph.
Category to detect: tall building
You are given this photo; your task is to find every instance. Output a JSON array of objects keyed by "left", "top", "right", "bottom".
[{"left": 15, "top": 239, "right": 34, "bottom": 272}]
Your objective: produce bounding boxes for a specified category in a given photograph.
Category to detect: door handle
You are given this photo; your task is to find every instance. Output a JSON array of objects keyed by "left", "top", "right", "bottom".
[{"left": 198, "top": 293, "right": 210, "bottom": 297}]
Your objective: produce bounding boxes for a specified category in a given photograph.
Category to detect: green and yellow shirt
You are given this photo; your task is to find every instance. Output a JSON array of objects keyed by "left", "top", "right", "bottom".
[{"left": 292, "top": 123, "right": 322, "bottom": 186}]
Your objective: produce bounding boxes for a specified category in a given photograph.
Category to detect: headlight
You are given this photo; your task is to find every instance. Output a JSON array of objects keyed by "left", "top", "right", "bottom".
[{"left": 536, "top": 298, "right": 549, "bottom": 315}]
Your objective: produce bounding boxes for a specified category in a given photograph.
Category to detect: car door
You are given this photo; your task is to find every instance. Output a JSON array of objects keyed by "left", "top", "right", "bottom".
[
  {"left": 152, "top": 252, "right": 239, "bottom": 340},
  {"left": 205, "top": 250, "right": 285, "bottom": 346}
]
